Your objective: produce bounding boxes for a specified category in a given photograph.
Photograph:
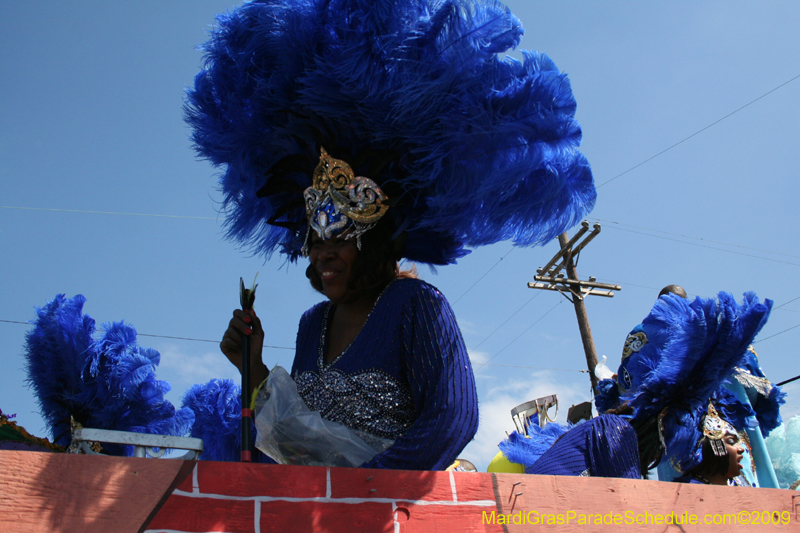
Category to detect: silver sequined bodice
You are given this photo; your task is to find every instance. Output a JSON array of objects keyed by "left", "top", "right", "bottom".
[{"left": 294, "top": 367, "right": 415, "bottom": 439}]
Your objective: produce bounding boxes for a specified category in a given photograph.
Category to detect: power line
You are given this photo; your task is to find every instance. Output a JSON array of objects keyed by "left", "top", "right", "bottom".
[
  {"left": 0, "top": 205, "right": 218, "bottom": 220},
  {"left": 0, "top": 320, "right": 293, "bottom": 351},
  {"left": 4, "top": 75, "right": 799, "bottom": 383},
  {"left": 2, "top": 319, "right": 585, "bottom": 372},
  {"left": 453, "top": 217, "right": 799, "bottom": 344},
  {"left": 136, "top": 333, "right": 294, "bottom": 351},
  {"left": 5, "top": 300, "right": 797, "bottom": 370},
  {"left": 471, "top": 363, "right": 586, "bottom": 373},
  {"left": 754, "top": 323, "right": 800, "bottom": 345},
  {"left": 7, "top": 274, "right": 800, "bottom": 357},
  {"left": 597, "top": 73, "right": 800, "bottom": 188},
  {"left": 10, "top": 196, "right": 795, "bottom": 277},
  {"left": 452, "top": 247, "right": 514, "bottom": 305},
  {"left": 590, "top": 277, "right": 662, "bottom": 294},
  {"left": 600, "top": 224, "right": 800, "bottom": 268},
  {"left": 776, "top": 375, "right": 800, "bottom": 387},
  {"left": 775, "top": 295, "right": 800, "bottom": 310},
  {"left": 473, "top": 299, "right": 564, "bottom": 371},
  {"left": 590, "top": 217, "right": 800, "bottom": 261},
  {"left": 5, "top": 77, "right": 799, "bottom": 311},
  {"left": 467, "top": 291, "right": 541, "bottom": 354}
]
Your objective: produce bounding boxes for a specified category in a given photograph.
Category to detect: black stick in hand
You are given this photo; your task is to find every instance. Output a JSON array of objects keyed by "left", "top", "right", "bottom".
[{"left": 239, "top": 275, "right": 258, "bottom": 463}]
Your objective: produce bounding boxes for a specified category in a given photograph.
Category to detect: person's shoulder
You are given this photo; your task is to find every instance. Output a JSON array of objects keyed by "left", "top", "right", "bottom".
[
  {"left": 299, "top": 300, "right": 329, "bottom": 324},
  {"left": 586, "top": 414, "right": 635, "bottom": 435},
  {"left": 387, "top": 277, "right": 449, "bottom": 304}
]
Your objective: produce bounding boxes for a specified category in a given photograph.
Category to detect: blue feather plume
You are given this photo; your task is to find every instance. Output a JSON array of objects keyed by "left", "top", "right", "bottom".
[
  {"left": 181, "top": 379, "right": 242, "bottom": 462},
  {"left": 594, "top": 377, "right": 621, "bottom": 414},
  {"left": 185, "top": 0, "right": 595, "bottom": 265},
  {"left": 181, "top": 379, "right": 269, "bottom": 462},
  {"left": 24, "top": 294, "right": 95, "bottom": 446},
  {"left": 24, "top": 295, "right": 194, "bottom": 455},
  {"left": 712, "top": 388, "right": 757, "bottom": 431},
  {"left": 498, "top": 423, "right": 571, "bottom": 470},
  {"left": 736, "top": 346, "right": 786, "bottom": 437},
  {"left": 753, "top": 385, "right": 786, "bottom": 437}
]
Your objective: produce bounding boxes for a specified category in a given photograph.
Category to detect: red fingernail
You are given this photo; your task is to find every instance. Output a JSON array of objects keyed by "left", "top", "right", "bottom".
[
  {"left": 243, "top": 315, "right": 251, "bottom": 324},
  {"left": 245, "top": 328, "right": 252, "bottom": 335}
]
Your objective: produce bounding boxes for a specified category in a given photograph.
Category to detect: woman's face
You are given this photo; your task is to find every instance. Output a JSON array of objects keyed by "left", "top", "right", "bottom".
[
  {"left": 308, "top": 231, "right": 359, "bottom": 303},
  {"left": 723, "top": 433, "right": 745, "bottom": 479}
]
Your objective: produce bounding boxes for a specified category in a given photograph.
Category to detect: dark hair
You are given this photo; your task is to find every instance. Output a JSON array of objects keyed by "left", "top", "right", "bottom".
[
  {"left": 605, "top": 403, "right": 663, "bottom": 478},
  {"left": 305, "top": 216, "right": 416, "bottom": 297},
  {"left": 607, "top": 403, "right": 733, "bottom": 480}
]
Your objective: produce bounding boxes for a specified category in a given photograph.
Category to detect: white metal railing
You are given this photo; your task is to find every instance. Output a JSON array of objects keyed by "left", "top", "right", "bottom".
[{"left": 70, "top": 427, "right": 203, "bottom": 460}]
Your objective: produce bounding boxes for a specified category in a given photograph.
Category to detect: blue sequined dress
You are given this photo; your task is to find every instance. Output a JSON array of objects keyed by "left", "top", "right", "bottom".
[
  {"left": 291, "top": 278, "right": 479, "bottom": 470},
  {"left": 524, "top": 415, "right": 641, "bottom": 478}
]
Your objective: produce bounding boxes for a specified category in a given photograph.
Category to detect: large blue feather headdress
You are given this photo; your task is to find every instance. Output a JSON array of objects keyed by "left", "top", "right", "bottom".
[
  {"left": 598, "top": 292, "right": 772, "bottom": 474},
  {"left": 185, "top": 0, "right": 595, "bottom": 264}
]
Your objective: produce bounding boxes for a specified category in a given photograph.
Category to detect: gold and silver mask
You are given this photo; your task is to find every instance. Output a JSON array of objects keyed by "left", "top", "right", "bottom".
[
  {"left": 702, "top": 403, "right": 737, "bottom": 456},
  {"left": 301, "top": 148, "right": 388, "bottom": 255}
]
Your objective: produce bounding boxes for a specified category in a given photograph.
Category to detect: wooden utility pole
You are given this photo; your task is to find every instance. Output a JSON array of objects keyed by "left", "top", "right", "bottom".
[{"left": 528, "top": 221, "right": 621, "bottom": 393}]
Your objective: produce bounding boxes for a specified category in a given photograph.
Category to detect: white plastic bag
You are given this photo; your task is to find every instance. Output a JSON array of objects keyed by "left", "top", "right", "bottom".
[
  {"left": 593, "top": 355, "right": 615, "bottom": 380},
  {"left": 254, "top": 366, "right": 393, "bottom": 467}
]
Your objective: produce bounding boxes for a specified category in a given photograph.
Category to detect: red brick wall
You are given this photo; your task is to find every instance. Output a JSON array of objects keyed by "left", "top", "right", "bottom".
[
  {"left": 146, "top": 462, "right": 500, "bottom": 533},
  {"left": 5, "top": 448, "right": 796, "bottom": 533},
  {"left": 146, "top": 461, "right": 799, "bottom": 533}
]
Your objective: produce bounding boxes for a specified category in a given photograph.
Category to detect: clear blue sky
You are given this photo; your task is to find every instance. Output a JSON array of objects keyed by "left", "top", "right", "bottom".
[{"left": 2, "top": 1, "right": 798, "bottom": 471}]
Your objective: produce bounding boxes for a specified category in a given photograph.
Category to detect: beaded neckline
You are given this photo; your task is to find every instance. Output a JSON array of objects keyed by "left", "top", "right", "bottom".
[{"left": 317, "top": 280, "right": 397, "bottom": 371}]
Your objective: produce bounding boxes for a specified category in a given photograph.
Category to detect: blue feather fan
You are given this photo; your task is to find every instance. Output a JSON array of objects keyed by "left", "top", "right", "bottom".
[{"left": 185, "top": 0, "right": 595, "bottom": 264}]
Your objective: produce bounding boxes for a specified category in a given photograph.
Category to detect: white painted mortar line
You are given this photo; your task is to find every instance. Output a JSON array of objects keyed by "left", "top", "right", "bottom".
[{"left": 171, "top": 489, "right": 495, "bottom": 506}]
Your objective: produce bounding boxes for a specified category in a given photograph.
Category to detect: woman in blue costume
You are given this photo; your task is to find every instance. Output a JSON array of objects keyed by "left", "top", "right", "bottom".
[{"left": 221, "top": 150, "right": 479, "bottom": 470}]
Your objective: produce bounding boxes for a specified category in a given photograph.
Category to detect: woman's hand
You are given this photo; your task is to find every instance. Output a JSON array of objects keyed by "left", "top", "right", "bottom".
[{"left": 220, "top": 308, "right": 268, "bottom": 396}]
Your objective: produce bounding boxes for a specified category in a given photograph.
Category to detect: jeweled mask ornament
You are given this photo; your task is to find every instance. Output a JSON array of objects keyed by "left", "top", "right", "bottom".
[
  {"left": 301, "top": 148, "right": 389, "bottom": 256},
  {"left": 703, "top": 403, "right": 737, "bottom": 457}
]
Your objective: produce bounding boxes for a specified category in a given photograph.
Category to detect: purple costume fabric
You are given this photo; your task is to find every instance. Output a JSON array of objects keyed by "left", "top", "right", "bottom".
[
  {"left": 291, "top": 278, "right": 478, "bottom": 470},
  {"left": 525, "top": 415, "right": 641, "bottom": 479}
]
